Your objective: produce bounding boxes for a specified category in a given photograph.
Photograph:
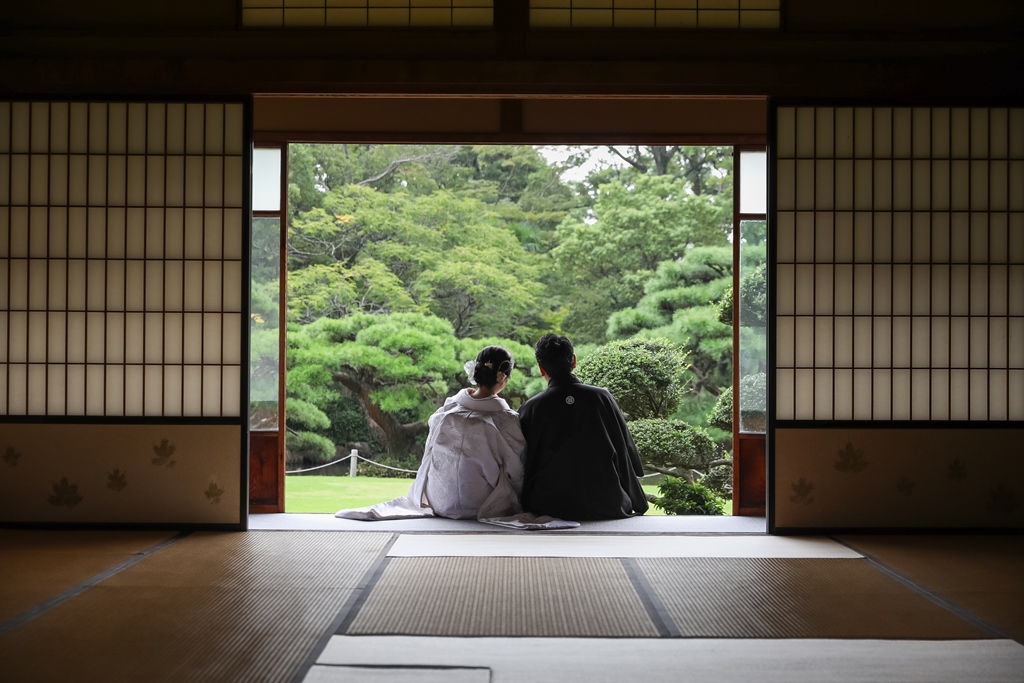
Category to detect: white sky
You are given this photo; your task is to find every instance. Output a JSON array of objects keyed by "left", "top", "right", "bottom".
[{"left": 537, "top": 145, "right": 626, "bottom": 183}]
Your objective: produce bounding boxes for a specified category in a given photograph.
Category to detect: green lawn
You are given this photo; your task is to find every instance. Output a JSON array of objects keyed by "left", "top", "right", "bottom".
[
  {"left": 286, "top": 476, "right": 412, "bottom": 513},
  {"left": 286, "top": 476, "right": 729, "bottom": 516}
]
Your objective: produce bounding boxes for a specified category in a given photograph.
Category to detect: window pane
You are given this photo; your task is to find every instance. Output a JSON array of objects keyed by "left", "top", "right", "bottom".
[
  {"left": 739, "top": 150, "right": 766, "bottom": 214},
  {"left": 738, "top": 219, "right": 767, "bottom": 432},
  {"left": 250, "top": 217, "right": 280, "bottom": 430},
  {"left": 253, "top": 148, "right": 282, "bottom": 212}
]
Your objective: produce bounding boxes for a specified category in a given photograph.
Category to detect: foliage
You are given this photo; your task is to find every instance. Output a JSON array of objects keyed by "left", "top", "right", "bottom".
[
  {"left": 739, "top": 372, "right": 767, "bottom": 414},
  {"left": 356, "top": 452, "right": 420, "bottom": 479},
  {"left": 287, "top": 186, "right": 545, "bottom": 340},
  {"left": 286, "top": 431, "right": 335, "bottom": 468},
  {"left": 575, "top": 338, "right": 690, "bottom": 420},
  {"left": 606, "top": 247, "right": 733, "bottom": 400},
  {"left": 738, "top": 263, "right": 768, "bottom": 326},
  {"left": 716, "top": 285, "right": 733, "bottom": 326},
  {"left": 652, "top": 476, "right": 724, "bottom": 515},
  {"left": 700, "top": 464, "right": 733, "bottom": 500},
  {"left": 285, "top": 397, "right": 331, "bottom": 431},
  {"left": 286, "top": 311, "right": 538, "bottom": 461},
  {"left": 708, "top": 386, "right": 733, "bottom": 432},
  {"left": 553, "top": 174, "right": 731, "bottom": 343},
  {"left": 281, "top": 144, "right": 743, "bottom": 467},
  {"left": 628, "top": 418, "right": 717, "bottom": 471}
]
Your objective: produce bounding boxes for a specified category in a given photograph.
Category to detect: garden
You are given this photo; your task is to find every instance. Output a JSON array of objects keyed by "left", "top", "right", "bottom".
[{"left": 250, "top": 144, "right": 765, "bottom": 516}]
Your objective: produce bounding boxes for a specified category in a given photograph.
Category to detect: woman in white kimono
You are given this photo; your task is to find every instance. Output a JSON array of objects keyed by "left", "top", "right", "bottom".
[{"left": 336, "top": 345, "right": 525, "bottom": 521}]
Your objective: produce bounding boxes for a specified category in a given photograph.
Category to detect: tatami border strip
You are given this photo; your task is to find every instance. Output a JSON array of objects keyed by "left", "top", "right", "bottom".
[
  {"left": 0, "top": 530, "right": 192, "bottom": 638},
  {"left": 289, "top": 532, "right": 399, "bottom": 683},
  {"left": 829, "top": 536, "right": 1013, "bottom": 642},
  {"left": 620, "top": 558, "right": 679, "bottom": 637}
]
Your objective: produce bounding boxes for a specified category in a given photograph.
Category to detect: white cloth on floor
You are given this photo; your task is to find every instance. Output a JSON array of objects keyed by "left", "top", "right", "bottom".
[
  {"left": 479, "top": 514, "right": 580, "bottom": 530},
  {"left": 337, "top": 389, "right": 546, "bottom": 522}
]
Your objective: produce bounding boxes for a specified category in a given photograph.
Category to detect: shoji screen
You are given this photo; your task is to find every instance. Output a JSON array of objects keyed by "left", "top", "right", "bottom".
[
  {"left": 772, "top": 105, "right": 1024, "bottom": 530},
  {"left": 0, "top": 100, "right": 249, "bottom": 527},
  {"left": 242, "top": 0, "right": 493, "bottom": 27}
]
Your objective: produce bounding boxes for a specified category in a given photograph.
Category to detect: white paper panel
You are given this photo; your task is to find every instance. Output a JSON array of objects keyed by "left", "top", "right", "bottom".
[
  {"left": 145, "top": 364, "right": 163, "bottom": 415},
  {"left": 182, "top": 366, "right": 202, "bottom": 415},
  {"left": 775, "top": 368, "right": 793, "bottom": 420},
  {"left": 85, "top": 364, "right": 104, "bottom": 415},
  {"left": 871, "top": 369, "right": 890, "bottom": 420},
  {"left": 27, "top": 364, "right": 46, "bottom": 414},
  {"left": 1010, "top": 371, "right": 1024, "bottom": 420},
  {"left": 222, "top": 365, "right": 240, "bottom": 416},
  {"left": 794, "top": 368, "right": 813, "bottom": 419},
  {"left": 25, "top": 313, "right": 44, "bottom": 363},
  {"left": 911, "top": 369, "right": 930, "bottom": 420},
  {"left": 147, "top": 104, "right": 166, "bottom": 154},
  {"left": 124, "top": 364, "right": 143, "bottom": 416},
  {"left": 163, "top": 365, "right": 182, "bottom": 416},
  {"left": 988, "top": 370, "right": 1007, "bottom": 421}
]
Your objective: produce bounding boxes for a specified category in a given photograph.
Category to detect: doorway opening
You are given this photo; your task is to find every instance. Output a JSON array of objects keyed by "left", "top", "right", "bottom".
[{"left": 249, "top": 142, "right": 767, "bottom": 520}]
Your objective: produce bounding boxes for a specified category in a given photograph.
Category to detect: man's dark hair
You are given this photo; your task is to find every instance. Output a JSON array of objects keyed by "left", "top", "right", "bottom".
[{"left": 534, "top": 333, "right": 574, "bottom": 377}]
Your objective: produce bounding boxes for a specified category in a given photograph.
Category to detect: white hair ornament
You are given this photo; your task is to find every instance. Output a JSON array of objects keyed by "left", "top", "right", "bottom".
[{"left": 464, "top": 360, "right": 479, "bottom": 385}]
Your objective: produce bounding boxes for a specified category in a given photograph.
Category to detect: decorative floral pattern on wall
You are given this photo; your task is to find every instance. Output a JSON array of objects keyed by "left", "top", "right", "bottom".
[
  {"left": 205, "top": 481, "right": 225, "bottom": 504},
  {"left": 3, "top": 445, "right": 20, "bottom": 467},
  {"left": 896, "top": 476, "right": 916, "bottom": 496},
  {"left": 48, "top": 477, "right": 83, "bottom": 508},
  {"left": 834, "top": 442, "right": 867, "bottom": 473},
  {"left": 986, "top": 485, "right": 1017, "bottom": 514},
  {"left": 107, "top": 469, "right": 128, "bottom": 492},
  {"left": 776, "top": 428, "right": 1024, "bottom": 529},
  {"left": 0, "top": 424, "right": 240, "bottom": 525},
  {"left": 790, "top": 477, "right": 814, "bottom": 505},
  {"left": 151, "top": 439, "right": 177, "bottom": 468},
  {"left": 947, "top": 459, "right": 967, "bottom": 481}
]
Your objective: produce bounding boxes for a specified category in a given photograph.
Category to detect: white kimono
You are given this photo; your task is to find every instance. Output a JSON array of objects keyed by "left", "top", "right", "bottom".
[{"left": 336, "top": 389, "right": 526, "bottom": 521}]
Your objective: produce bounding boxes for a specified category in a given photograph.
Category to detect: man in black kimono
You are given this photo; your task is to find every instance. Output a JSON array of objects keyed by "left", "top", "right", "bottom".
[{"left": 519, "top": 333, "right": 648, "bottom": 520}]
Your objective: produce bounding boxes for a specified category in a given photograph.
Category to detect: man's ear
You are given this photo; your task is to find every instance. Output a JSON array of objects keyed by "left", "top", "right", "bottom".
[
  {"left": 538, "top": 364, "right": 549, "bottom": 379},
  {"left": 571, "top": 354, "right": 577, "bottom": 369}
]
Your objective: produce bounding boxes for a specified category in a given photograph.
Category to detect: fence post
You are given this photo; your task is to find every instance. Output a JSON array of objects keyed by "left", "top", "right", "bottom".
[{"left": 349, "top": 449, "right": 358, "bottom": 477}]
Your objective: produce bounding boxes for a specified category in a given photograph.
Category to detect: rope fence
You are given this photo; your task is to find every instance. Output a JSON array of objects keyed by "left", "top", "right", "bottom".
[
  {"left": 287, "top": 449, "right": 681, "bottom": 478},
  {"left": 285, "top": 450, "right": 419, "bottom": 475}
]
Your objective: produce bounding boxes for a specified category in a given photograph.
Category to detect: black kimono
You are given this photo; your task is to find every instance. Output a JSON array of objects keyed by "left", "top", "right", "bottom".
[{"left": 518, "top": 374, "right": 648, "bottom": 520}]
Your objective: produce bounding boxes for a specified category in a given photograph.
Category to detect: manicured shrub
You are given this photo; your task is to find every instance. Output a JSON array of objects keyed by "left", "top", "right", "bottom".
[{"left": 653, "top": 476, "right": 724, "bottom": 515}]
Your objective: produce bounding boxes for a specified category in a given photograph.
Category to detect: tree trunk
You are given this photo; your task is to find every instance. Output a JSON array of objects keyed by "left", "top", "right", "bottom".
[{"left": 333, "top": 370, "right": 429, "bottom": 459}]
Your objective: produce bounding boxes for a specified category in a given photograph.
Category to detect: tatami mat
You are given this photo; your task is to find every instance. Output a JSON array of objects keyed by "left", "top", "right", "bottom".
[
  {"left": 315, "top": 635, "right": 1024, "bottom": 683},
  {"left": 0, "top": 529, "right": 174, "bottom": 623},
  {"left": 387, "top": 533, "right": 861, "bottom": 558},
  {"left": 344, "top": 557, "right": 659, "bottom": 637},
  {"left": 839, "top": 535, "right": 1024, "bottom": 642},
  {"left": 0, "top": 531, "right": 392, "bottom": 682},
  {"left": 306, "top": 667, "right": 490, "bottom": 683},
  {"left": 639, "top": 557, "right": 988, "bottom": 639}
]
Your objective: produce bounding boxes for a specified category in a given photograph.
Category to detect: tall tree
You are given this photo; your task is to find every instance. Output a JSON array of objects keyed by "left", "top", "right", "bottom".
[{"left": 552, "top": 174, "right": 731, "bottom": 342}]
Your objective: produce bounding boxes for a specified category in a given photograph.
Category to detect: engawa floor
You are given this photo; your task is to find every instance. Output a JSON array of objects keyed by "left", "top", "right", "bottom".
[{"left": 1, "top": 517, "right": 1022, "bottom": 683}]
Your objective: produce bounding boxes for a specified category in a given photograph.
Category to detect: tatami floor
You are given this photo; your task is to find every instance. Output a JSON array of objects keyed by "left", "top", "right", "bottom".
[{"left": 1, "top": 518, "right": 1022, "bottom": 682}]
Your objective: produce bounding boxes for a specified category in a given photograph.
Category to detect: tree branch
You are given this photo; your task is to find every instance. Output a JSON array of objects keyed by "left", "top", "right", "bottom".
[
  {"left": 356, "top": 152, "right": 449, "bottom": 186},
  {"left": 606, "top": 145, "right": 647, "bottom": 174}
]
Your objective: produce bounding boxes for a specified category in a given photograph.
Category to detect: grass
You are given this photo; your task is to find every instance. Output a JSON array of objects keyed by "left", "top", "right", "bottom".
[
  {"left": 286, "top": 475, "right": 412, "bottom": 513},
  {"left": 286, "top": 476, "right": 730, "bottom": 516}
]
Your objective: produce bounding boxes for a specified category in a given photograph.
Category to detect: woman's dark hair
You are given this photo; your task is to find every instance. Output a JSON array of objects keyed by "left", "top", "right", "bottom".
[
  {"left": 534, "top": 333, "right": 574, "bottom": 377},
  {"left": 472, "top": 345, "right": 514, "bottom": 388}
]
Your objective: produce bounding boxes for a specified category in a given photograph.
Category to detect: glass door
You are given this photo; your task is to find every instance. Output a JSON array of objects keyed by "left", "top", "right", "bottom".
[
  {"left": 733, "top": 148, "right": 768, "bottom": 515},
  {"left": 249, "top": 145, "right": 287, "bottom": 512}
]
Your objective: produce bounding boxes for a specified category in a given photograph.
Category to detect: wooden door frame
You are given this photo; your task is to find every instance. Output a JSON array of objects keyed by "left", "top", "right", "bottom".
[
  {"left": 249, "top": 142, "right": 289, "bottom": 513},
  {"left": 732, "top": 146, "right": 768, "bottom": 516}
]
